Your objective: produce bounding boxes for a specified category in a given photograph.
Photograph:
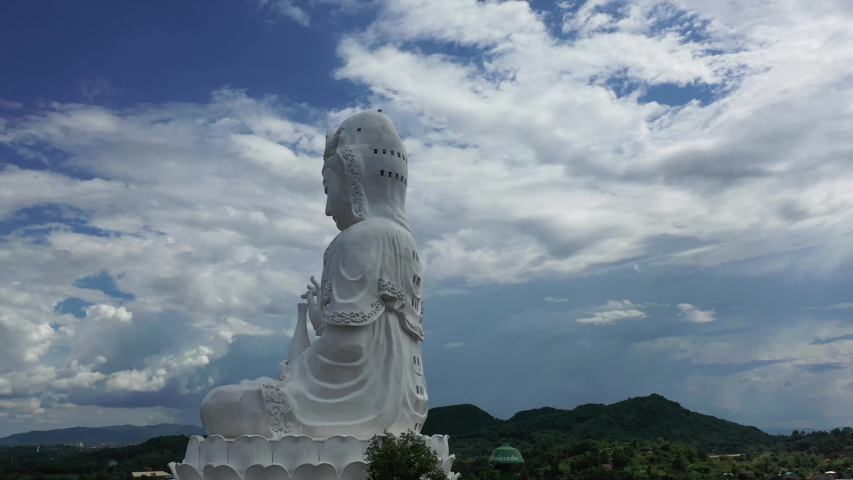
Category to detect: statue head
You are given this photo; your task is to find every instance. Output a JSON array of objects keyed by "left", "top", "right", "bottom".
[
  {"left": 322, "top": 154, "right": 355, "bottom": 231},
  {"left": 322, "top": 111, "right": 410, "bottom": 231}
]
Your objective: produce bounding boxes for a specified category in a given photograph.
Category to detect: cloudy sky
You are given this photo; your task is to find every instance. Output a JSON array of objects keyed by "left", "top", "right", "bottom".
[{"left": 1, "top": 0, "right": 853, "bottom": 438}]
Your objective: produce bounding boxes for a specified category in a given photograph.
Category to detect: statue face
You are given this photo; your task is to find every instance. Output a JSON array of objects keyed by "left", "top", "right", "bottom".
[{"left": 323, "top": 161, "right": 354, "bottom": 231}]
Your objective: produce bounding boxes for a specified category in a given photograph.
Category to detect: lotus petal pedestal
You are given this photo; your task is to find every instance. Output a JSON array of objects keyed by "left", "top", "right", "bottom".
[{"left": 169, "top": 434, "right": 458, "bottom": 480}]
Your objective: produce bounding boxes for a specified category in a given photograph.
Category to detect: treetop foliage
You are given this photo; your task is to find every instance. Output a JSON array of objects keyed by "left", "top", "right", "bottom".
[{"left": 365, "top": 430, "right": 446, "bottom": 480}]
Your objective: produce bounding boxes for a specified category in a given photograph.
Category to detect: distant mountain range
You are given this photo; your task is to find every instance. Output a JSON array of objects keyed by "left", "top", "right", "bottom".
[
  {"left": 0, "top": 424, "right": 205, "bottom": 446},
  {"left": 0, "top": 395, "right": 826, "bottom": 449}
]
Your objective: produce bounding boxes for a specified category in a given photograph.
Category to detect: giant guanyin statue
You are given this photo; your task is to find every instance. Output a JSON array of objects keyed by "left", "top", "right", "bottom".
[{"left": 169, "top": 112, "right": 457, "bottom": 480}]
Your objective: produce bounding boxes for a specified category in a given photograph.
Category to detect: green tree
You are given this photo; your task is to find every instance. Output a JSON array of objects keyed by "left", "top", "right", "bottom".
[
  {"left": 672, "top": 456, "right": 689, "bottom": 472},
  {"left": 612, "top": 450, "right": 632, "bottom": 470},
  {"left": 365, "top": 430, "right": 446, "bottom": 480}
]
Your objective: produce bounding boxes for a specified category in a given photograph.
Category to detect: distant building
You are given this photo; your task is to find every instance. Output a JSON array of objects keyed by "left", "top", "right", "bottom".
[
  {"left": 641, "top": 446, "right": 653, "bottom": 454},
  {"left": 131, "top": 472, "right": 171, "bottom": 478},
  {"left": 602, "top": 464, "right": 612, "bottom": 470}
]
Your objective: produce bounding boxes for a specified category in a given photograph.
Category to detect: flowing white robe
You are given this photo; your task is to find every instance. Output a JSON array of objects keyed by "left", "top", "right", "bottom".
[{"left": 200, "top": 218, "right": 428, "bottom": 440}]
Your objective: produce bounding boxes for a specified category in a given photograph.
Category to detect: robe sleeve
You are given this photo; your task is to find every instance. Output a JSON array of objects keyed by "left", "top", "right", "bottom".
[
  {"left": 321, "top": 222, "right": 385, "bottom": 326},
  {"left": 320, "top": 219, "right": 425, "bottom": 340}
]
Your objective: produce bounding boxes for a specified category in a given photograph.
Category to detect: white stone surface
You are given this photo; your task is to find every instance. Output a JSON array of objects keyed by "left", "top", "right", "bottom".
[
  {"left": 318, "top": 436, "right": 371, "bottom": 473},
  {"left": 229, "top": 436, "right": 273, "bottom": 473},
  {"left": 184, "top": 435, "right": 203, "bottom": 470},
  {"left": 200, "top": 111, "right": 428, "bottom": 440},
  {"left": 272, "top": 435, "right": 321, "bottom": 474},
  {"left": 171, "top": 435, "right": 457, "bottom": 480},
  {"left": 441, "top": 455, "right": 456, "bottom": 475},
  {"left": 243, "top": 464, "right": 287, "bottom": 480},
  {"left": 203, "top": 464, "right": 241, "bottom": 480},
  {"left": 174, "top": 112, "right": 458, "bottom": 480},
  {"left": 200, "top": 435, "right": 228, "bottom": 467}
]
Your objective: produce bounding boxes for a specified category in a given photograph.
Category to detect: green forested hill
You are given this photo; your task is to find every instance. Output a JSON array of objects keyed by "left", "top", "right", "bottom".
[
  {"left": 3, "top": 394, "right": 852, "bottom": 480},
  {"left": 424, "top": 394, "right": 774, "bottom": 453},
  {"left": 422, "top": 394, "right": 853, "bottom": 480},
  {"left": 0, "top": 435, "right": 189, "bottom": 478},
  {"left": 421, "top": 404, "right": 502, "bottom": 436}
]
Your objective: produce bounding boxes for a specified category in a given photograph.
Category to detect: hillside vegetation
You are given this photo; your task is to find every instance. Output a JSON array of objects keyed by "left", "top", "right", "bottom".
[
  {"left": 423, "top": 394, "right": 774, "bottom": 453},
  {"left": 422, "top": 394, "right": 853, "bottom": 480},
  {"left": 2, "top": 394, "right": 852, "bottom": 480},
  {"left": 0, "top": 435, "right": 188, "bottom": 479},
  {"left": 0, "top": 425, "right": 205, "bottom": 447}
]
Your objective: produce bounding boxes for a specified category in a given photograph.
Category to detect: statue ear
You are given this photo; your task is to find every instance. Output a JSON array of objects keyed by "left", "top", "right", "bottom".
[{"left": 324, "top": 129, "right": 337, "bottom": 159}]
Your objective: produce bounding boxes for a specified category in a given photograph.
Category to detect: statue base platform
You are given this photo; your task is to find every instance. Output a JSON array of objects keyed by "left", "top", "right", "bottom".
[{"left": 169, "top": 434, "right": 460, "bottom": 480}]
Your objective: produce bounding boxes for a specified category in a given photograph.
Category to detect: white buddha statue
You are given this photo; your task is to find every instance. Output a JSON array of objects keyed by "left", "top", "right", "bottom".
[{"left": 200, "top": 111, "right": 428, "bottom": 441}]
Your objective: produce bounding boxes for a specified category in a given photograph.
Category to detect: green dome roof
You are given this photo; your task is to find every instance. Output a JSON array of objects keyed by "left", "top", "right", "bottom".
[{"left": 489, "top": 443, "right": 525, "bottom": 466}]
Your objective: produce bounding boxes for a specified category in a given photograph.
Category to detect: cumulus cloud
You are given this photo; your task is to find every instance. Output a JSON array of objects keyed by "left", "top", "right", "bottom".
[
  {"left": 678, "top": 303, "right": 716, "bottom": 323},
  {"left": 577, "top": 300, "right": 647, "bottom": 325},
  {"left": 0, "top": 97, "right": 23, "bottom": 110},
  {"left": 2, "top": 0, "right": 853, "bottom": 434},
  {"left": 332, "top": 0, "right": 853, "bottom": 284},
  {"left": 79, "top": 78, "right": 117, "bottom": 101},
  {"left": 811, "top": 334, "right": 853, "bottom": 346},
  {"left": 259, "top": 0, "right": 310, "bottom": 26},
  {"left": 801, "top": 362, "right": 846, "bottom": 374},
  {"left": 85, "top": 304, "right": 132, "bottom": 322},
  {"left": 0, "top": 90, "right": 328, "bottom": 430},
  {"left": 827, "top": 302, "right": 853, "bottom": 310},
  {"left": 52, "top": 362, "right": 106, "bottom": 390}
]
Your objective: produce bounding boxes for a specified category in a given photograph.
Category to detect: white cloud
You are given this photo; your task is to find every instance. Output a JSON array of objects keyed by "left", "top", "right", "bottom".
[
  {"left": 259, "top": 0, "right": 310, "bottom": 26},
  {"left": 218, "top": 317, "right": 274, "bottom": 343},
  {"left": 51, "top": 362, "right": 106, "bottom": 390},
  {"left": 148, "top": 412, "right": 176, "bottom": 425},
  {"left": 678, "top": 303, "right": 716, "bottom": 323},
  {"left": 85, "top": 304, "right": 133, "bottom": 323},
  {"left": 106, "top": 369, "right": 167, "bottom": 393},
  {"left": 0, "top": 90, "right": 326, "bottom": 409},
  {"left": 577, "top": 300, "right": 648, "bottom": 325},
  {"left": 0, "top": 97, "right": 23, "bottom": 110},
  {"left": 332, "top": 0, "right": 853, "bottom": 284},
  {"left": 827, "top": 302, "right": 853, "bottom": 310},
  {"left": 544, "top": 297, "right": 569, "bottom": 303},
  {"left": 2, "top": 0, "right": 853, "bottom": 433}
]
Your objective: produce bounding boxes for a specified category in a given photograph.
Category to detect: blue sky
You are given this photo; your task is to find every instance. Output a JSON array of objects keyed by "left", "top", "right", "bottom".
[{"left": 2, "top": 0, "right": 853, "bottom": 438}]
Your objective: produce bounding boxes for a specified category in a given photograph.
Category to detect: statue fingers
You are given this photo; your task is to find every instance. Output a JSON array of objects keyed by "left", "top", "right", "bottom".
[{"left": 310, "top": 276, "right": 320, "bottom": 290}]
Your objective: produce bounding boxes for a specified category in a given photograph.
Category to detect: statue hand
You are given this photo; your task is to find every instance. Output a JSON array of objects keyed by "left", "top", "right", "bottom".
[{"left": 300, "top": 276, "right": 323, "bottom": 334}]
